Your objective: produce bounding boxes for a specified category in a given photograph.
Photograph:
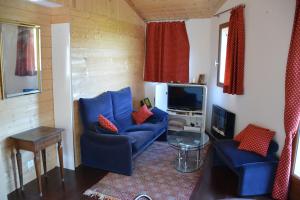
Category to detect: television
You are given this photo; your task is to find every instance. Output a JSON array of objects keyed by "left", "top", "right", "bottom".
[{"left": 167, "top": 84, "right": 204, "bottom": 112}]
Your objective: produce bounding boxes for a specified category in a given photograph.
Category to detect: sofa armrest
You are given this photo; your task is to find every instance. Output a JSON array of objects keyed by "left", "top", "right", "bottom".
[
  {"left": 84, "top": 130, "right": 130, "bottom": 145},
  {"left": 81, "top": 131, "right": 133, "bottom": 175},
  {"left": 88, "top": 122, "right": 119, "bottom": 135},
  {"left": 147, "top": 107, "right": 168, "bottom": 123}
]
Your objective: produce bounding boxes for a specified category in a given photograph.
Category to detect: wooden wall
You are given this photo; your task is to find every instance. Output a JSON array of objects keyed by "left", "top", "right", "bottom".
[
  {"left": 0, "top": 0, "right": 56, "bottom": 197},
  {"left": 67, "top": 0, "right": 146, "bottom": 166},
  {"left": 0, "top": 0, "right": 145, "bottom": 197}
]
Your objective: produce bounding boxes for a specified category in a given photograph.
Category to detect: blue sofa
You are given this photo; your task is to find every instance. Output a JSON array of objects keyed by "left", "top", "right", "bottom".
[
  {"left": 79, "top": 87, "right": 168, "bottom": 175},
  {"left": 214, "top": 140, "right": 279, "bottom": 196}
]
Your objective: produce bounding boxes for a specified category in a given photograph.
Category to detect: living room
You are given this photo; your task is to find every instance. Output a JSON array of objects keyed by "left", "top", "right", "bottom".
[{"left": 0, "top": 0, "right": 299, "bottom": 200}]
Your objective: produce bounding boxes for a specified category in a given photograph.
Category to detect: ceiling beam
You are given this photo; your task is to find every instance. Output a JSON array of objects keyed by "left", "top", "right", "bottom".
[{"left": 123, "top": 0, "right": 145, "bottom": 21}]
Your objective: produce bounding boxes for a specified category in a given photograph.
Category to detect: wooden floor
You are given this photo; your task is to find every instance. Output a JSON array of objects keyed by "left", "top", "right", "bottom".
[{"left": 8, "top": 151, "right": 272, "bottom": 200}]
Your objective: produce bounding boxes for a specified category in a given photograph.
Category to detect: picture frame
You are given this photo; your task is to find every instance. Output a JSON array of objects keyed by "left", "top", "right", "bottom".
[{"left": 140, "top": 98, "right": 152, "bottom": 109}]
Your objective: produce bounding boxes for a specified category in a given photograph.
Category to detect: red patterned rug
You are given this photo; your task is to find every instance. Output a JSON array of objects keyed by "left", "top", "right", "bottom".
[{"left": 84, "top": 142, "right": 210, "bottom": 200}]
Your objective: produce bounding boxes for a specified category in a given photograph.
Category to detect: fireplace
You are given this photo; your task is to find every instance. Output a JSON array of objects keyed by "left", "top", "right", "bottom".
[{"left": 211, "top": 105, "right": 236, "bottom": 140}]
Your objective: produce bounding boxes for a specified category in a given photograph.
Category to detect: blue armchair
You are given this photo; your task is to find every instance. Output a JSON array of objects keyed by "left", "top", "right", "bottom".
[
  {"left": 214, "top": 139, "right": 279, "bottom": 196},
  {"left": 79, "top": 87, "right": 168, "bottom": 175}
]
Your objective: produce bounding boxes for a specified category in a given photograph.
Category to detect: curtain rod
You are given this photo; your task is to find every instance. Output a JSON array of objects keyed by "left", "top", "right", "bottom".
[
  {"left": 145, "top": 18, "right": 188, "bottom": 23},
  {"left": 214, "top": 4, "right": 245, "bottom": 17}
]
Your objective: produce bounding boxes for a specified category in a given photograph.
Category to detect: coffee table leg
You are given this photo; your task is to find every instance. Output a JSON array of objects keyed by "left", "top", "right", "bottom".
[
  {"left": 196, "top": 149, "right": 200, "bottom": 167},
  {"left": 16, "top": 149, "right": 23, "bottom": 190},
  {"left": 184, "top": 150, "right": 188, "bottom": 170}
]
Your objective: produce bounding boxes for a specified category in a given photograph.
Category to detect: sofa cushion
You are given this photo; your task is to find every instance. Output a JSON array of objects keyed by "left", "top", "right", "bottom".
[
  {"left": 124, "top": 122, "right": 166, "bottom": 137},
  {"left": 215, "top": 140, "right": 277, "bottom": 168},
  {"left": 110, "top": 87, "right": 134, "bottom": 130},
  {"left": 121, "top": 131, "right": 154, "bottom": 152},
  {"left": 98, "top": 115, "right": 118, "bottom": 133},
  {"left": 132, "top": 105, "right": 153, "bottom": 125},
  {"left": 234, "top": 124, "right": 272, "bottom": 142},
  {"left": 79, "top": 92, "right": 116, "bottom": 129}
]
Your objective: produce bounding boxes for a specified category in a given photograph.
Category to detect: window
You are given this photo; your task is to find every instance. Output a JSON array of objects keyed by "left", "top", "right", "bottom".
[
  {"left": 290, "top": 127, "right": 300, "bottom": 200},
  {"left": 294, "top": 128, "right": 300, "bottom": 177},
  {"left": 217, "top": 23, "right": 229, "bottom": 87}
]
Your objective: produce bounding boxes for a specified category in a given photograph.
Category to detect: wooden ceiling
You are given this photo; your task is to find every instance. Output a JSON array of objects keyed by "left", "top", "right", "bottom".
[{"left": 125, "top": 0, "right": 227, "bottom": 21}]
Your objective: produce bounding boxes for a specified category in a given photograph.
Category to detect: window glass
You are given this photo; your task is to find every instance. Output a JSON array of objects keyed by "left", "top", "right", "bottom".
[
  {"left": 217, "top": 23, "right": 229, "bottom": 87},
  {"left": 294, "top": 130, "right": 300, "bottom": 177}
]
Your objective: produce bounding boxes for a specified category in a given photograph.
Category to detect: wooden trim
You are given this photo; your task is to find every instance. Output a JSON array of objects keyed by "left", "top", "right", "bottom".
[
  {"left": 217, "top": 22, "right": 229, "bottom": 88},
  {"left": 290, "top": 125, "right": 300, "bottom": 200},
  {"left": 123, "top": 0, "right": 145, "bottom": 21}
]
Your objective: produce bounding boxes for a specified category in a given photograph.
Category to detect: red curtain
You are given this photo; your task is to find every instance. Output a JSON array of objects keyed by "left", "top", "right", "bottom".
[
  {"left": 15, "top": 27, "right": 37, "bottom": 76},
  {"left": 144, "top": 22, "right": 190, "bottom": 83},
  {"left": 272, "top": 1, "right": 300, "bottom": 199},
  {"left": 223, "top": 6, "right": 245, "bottom": 95}
]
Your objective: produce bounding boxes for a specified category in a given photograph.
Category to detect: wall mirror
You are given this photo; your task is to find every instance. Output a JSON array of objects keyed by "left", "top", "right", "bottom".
[{"left": 0, "top": 19, "right": 42, "bottom": 99}]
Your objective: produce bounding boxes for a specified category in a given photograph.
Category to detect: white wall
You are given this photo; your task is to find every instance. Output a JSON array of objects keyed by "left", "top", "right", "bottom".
[
  {"left": 206, "top": 0, "right": 296, "bottom": 153},
  {"left": 186, "top": 19, "right": 212, "bottom": 84}
]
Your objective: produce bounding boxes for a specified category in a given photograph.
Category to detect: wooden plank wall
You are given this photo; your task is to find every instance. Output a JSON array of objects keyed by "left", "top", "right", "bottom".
[
  {"left": 0, "top": 0, "right": 145, "bottom": 197},
  {"left": 0, "top": 0, "right": 57, "bottom": 197},
  {"left": 68, "top": 0, "right": 146, "bottom": 166}
]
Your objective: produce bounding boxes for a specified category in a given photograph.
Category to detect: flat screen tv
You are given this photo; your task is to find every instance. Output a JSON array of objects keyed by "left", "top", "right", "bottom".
[{"left": 167, "top": 84, "right": 203, "bottom": 112}]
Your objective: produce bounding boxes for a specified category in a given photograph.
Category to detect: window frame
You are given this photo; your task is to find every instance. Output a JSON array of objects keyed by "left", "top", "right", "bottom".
[
  {"left": 217, "top": 22, "right": 229, "bottom": 88},
  {"left": 290, "top": 125, "right": 300, "bottom": 200}
]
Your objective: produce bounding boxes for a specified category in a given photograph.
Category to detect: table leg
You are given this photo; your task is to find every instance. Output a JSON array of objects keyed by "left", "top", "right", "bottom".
[
  {"left": 16, "top": 149, "right": 23, "bottom": 190},
  {"left": 41, "top": 149, "right": 47, "bottom": 177},
  {"left": 57, "top": 141, "right": 64, "bottom": 182},
  {"left": 34, "top": 151, "right": 42, "bottom": 197}
]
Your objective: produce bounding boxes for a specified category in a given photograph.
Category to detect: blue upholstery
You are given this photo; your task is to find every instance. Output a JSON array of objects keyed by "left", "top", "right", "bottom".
[
  {"left": 121, "top": 131, "right": 154, "bottom": 153},
  {"left": 215, "top": 140, "right": 278, "bottom": 168},
  {"left": 214, "top": 139, "right": 279, "bottom": 196},
  {"left": 79, "top": 87, "right": 168, "bottom": 175},
  {"left": 124, "top": 122, "right": 166, "bottom": 137},
  {"left": 79, "top": 92, "right": 116, "bottom": 129},
  {"left": 110, "top": 87, "right": 134, "bottom": 131}
]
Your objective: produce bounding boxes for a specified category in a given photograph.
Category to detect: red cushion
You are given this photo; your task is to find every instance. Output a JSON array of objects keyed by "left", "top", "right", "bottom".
[
  {"left": 98, "top": 115, "right": 118, "bottom": 133},
  {"left": 132, "top": 105, "right": 153, "bottom": 125},
  {"left": 234, "top": 124, "right": 270, "bottom": 142},
  {"left": 238, "top": 127, "right": 275, "bottom": 157}
]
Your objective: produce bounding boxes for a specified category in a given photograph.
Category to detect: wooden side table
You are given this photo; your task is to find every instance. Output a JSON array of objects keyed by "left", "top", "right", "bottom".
[{"left": 10, "top": 126, "right": 64, "bottom": 197}]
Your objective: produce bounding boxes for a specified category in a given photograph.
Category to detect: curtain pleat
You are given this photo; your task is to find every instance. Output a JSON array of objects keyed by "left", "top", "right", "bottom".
[{"left": 144, "top": 22, "right": 190, "bottom": 83}]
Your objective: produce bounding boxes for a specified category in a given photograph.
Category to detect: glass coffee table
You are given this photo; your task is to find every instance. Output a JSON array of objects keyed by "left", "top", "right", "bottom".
[{"left": 167, "top": 131, "right": 210, "bottom": 173}]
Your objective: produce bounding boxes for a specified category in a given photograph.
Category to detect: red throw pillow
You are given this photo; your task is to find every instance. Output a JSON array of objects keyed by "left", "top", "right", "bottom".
[
  {"left": 98, "top": 115, "right": 118, "bottom": 133},
  {"left": 238, "top": 128, "right": 275, "bottom": 157},
  {"left": 132, "top": 105, "right": 153, "bottom": 125},
  {"left": 234, "top": 124, "right": 270, "bottom": 142}
]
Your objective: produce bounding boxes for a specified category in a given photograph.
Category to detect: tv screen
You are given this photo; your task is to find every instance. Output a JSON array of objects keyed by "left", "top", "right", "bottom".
[{"left": 168, "top": 85, "right": 203, "bottom": 111}]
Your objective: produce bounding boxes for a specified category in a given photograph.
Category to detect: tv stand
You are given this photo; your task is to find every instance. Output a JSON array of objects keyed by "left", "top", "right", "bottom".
[{"left": 167, "top": 85, "right": 207, "bottom": 133}]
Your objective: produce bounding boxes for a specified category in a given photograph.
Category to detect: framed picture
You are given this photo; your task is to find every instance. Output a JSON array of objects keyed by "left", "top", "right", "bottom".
[{"left": 140, "top": 98, "right": 152, "bottom": 109}]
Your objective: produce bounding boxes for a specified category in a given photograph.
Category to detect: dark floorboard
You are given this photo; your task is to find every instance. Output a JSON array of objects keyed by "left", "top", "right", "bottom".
[{"left": 8, "top": 150, "right": 272, "bottom": 200}]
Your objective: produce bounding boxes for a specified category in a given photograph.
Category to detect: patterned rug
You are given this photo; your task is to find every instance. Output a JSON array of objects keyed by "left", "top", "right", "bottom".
[{"left": 84, "top": 142, "right": 210, "bottom": 200}]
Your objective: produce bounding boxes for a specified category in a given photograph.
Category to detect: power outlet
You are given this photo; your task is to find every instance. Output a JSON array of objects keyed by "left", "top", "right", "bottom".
[{"left": 27, "top": 160, "right": 34, "bottom": 169}]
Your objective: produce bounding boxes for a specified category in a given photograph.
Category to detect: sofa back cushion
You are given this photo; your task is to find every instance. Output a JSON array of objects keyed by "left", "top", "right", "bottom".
[
  {"left": 110, "top": 87, "right": 134, "bottom": 130},
  {"left": 79, "top": 92, "right": 115, "bottom": 129}
]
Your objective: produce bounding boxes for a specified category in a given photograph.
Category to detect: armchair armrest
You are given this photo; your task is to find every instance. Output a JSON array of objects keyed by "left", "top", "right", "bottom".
[{"left": 81, "top": 131, "right": 133, "bottom": 175}]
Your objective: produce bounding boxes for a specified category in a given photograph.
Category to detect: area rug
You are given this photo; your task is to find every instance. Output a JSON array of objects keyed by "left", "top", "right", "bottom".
[{"left": 84, "top": 141, "right": 210, "bottom": 200}]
